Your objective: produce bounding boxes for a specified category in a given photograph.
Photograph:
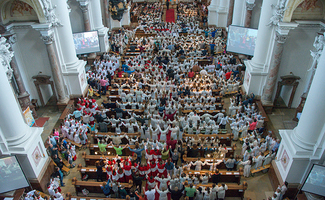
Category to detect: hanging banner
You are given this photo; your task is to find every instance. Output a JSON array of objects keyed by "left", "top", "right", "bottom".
[{"left": 23, "top": 107, "right": 35, "bottom": 127}]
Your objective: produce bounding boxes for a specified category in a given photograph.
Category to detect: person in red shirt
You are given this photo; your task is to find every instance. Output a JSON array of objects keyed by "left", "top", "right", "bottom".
[
  {"left": 167, "top": 138, "right": 178, "bottom": 150},
  {"left": 123, "top": 160, "right": 132, "bottom": 183},
  {"left": 157, "top": 160, "right": 167, "bottom": 178},
  {"left": 163, "top": 110, "right": 178, "bottom": 121},
  {"left": 225, "top": 71, "right": 232, "bottom": 80},
  {"left": 117, "top": 168, "right": 125, "bottom": 183},
  {"left": 249, "top": 119, "right": 258, "bottom": 132},
  {"left": 149, "top": 160, "right": 158, "bottom": 177},
  {"left": 188, "top": 70, "right": 195, "bottom": 78}
]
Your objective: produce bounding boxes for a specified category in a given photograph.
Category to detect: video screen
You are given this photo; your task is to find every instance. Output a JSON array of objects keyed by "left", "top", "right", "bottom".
[
  {"left": 73, "top": 31, "right": 100, "bottom": 55},
  {"left": 0, "top": 156, "right": 30, "bottom": 193},
  {"left": 302, "top": 164, "right": 325, "bottom": 197},
  {"left": 226, "top": 25, "right": 258, "bottom": 56}
]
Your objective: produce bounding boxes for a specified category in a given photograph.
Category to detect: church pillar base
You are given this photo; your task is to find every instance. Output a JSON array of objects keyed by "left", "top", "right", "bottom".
[
  {"left": 63, "top": 60, "right": 87, "bottom": 98},
  {"left": 243, "top": 60, "right": 268, "bottom": 95}
]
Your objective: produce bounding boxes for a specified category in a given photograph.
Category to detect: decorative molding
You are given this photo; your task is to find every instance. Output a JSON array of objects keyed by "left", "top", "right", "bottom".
[
  {"left": 41, "top": 35, "right": 54, "bottom": 45},
  {"left": 77, "top": 0, "right": 90, "bottom": 12},
  {"left": 40, "top": 0, "right": 62, "bottom": 27},
  {"left": 0, "top": 35, "right": 14, "bottom": 80},
  {"left": 275, "top": 31, "right": 288, "bottom": 43},
  {"left": 246, "top": 1, "right": 255, "bottom": 11},
  {"left": 8, "top": 35, "right": 17, "bottom": 45},
  {"left": 310, "top": 33, "right": 325, "bottom": 63},
  {"left": 268, "top": 0, "right": 287, "bottom": 26}
]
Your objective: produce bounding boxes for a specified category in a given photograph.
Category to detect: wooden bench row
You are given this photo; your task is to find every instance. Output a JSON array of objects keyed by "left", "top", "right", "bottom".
[
  {"left": 88, "top": 144, "right": 136, "bottom": 156},
  {"left": 184, "top": 169, "right": 243, "bottom": 184},
  {"left": 183, "top": 133, "right": 233, "bottom": 146},
  {"left": 72, "top": 177, "right": 132, "bottom": 196}
]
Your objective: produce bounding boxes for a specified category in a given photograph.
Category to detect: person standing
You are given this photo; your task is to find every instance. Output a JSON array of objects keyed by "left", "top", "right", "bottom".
[
  {"left": 166, "top": 0, "right": 170, "bottom": 10},
  {"left": 96, "top": 160, "right": 105, "bottom": 182},
  {"left": 217, "top": 184, "right": 228, "bottom": 200}
]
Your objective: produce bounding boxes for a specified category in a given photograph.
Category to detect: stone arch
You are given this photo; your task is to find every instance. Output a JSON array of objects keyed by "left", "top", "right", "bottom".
[
  {"left": 283, "top": 0, "right": 325, "bottom": 22},
  {"left": 0, "top": 0, "right": 47, "bottom": 24}
]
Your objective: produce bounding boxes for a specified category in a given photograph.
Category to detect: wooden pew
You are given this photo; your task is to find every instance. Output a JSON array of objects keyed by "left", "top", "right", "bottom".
[
  {"left": 250, "top": 164, "right": 271, "bottom": 176},
  {"left": 182, "top": 157, "right": 228, "bottom": 170},
  {"left": 184, "top": 169, "right": 243, "bottom": 184},
  {"left": 94, "top": 132, "right": 140, "bottom": 138},
  {"left": 183, "top": 145, "right": 235, "bottom": 159},
  {"left": 196, "top": 182, "right": 248, "bottom": 199},
  {"left": 255, "top": 99, "right": 269, "bottom": 136},
  {"left": 72, "top": 177, "right": 132, "bottom": 196},
  {"left": 59, "top": 99, "right": 74, "bottom": 123},
  {"left": 181, "top": 109, "right": 225, "bottom": 115},
  {"left": 88, "top": 144, "right": 136, "bottom": 156},
  {"left": 65, "top": 138, "right": 82, "bottom": 149},
  {"left": 82, "top": 153, "right": 121, "bottom": 166},
  {"left": 183, "top": 133, "right": 233, "bottom": 146},
  {"left": 66, "top": 193, "right": 124, "bottom": 200},
  {"left": 108, "top": 88, "right": 131, "bottom": 95}
]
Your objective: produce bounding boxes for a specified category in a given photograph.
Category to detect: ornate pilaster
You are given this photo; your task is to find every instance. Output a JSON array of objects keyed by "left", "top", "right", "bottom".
[
  {"left": 227, "top": 0, "right": 235, "bottom": 27},
  {"left": 268, "top": 0, "right": 287, "bottom": 26},
  {"left": 32, "top": 24, "right": 69, "bottom": 104},
  {"left": 244, "top": 0, "right": 255, "bottom": 27},
  {"left": 78, "top": 0, "right": 91, "bottom": 31},
  {"left": 261, "top": 23, "right": 298, "bottom": 104},
  {"left": 0, "top": 35, "right": 14, "bottom": 81},
  {"left": 305, "top": 33, "right": 325, "bottom": 95}
]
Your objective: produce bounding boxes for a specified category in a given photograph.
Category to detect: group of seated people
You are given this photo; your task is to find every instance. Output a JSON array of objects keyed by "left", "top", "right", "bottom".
[{"left": 40, "top": 2, "right": 285, "bottom": 200}]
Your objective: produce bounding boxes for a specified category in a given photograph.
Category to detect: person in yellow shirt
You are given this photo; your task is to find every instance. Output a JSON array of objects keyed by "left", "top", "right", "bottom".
[{"left": 88, "top": 86, "right": 94, "bottom": 97}]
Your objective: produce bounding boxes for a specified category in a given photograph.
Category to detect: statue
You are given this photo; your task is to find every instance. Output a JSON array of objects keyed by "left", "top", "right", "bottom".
[
  {"left": 0, "top": 35, "right": 14, "bottom": 80},
  {"left": 313, "top": 33, "right": 325, "bottom": 53},
  {"left": 268, "top": 0, "right": 287, "bottom": 26},
  {"left": 109, "top": 0, "right": 126, "bottom": 21}
]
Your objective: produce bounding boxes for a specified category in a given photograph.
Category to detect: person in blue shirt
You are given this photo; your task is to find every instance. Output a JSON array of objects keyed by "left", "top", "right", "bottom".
[
  {"left": 128, "top": 144, "right": 145, "bottom": 163},
  {"left": 100, "top": 179, "right": 111, "bottom": 197},
  {"left": 165, "top": 159, "right": 174, "bottom": 176},
  {"left": 272, "top": 139, "right": 280, "bottom": 153},
  {"left": 211, "top": 30, "right": 217, "bottom": 38},
  {"left": 209, "top": 43, "right": 216, "bottom": 55},
  {"left": 73, "top": 108, "right": 82, "bottom": 121}
]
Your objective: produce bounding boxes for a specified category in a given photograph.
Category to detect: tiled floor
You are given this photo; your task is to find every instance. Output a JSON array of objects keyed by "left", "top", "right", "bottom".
[{"left": 37, "top": 95, "right": 296, "bottom": 200}]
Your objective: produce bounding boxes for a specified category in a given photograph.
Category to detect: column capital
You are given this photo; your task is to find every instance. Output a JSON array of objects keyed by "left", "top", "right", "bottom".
[
  {"left": 274, "top": 22, "right": 298, "bottom": 43},
  {"left": 246, "top": 1, "right": 255, "bottom": 11},
  {"left": 31, "top": 23, "right": 55, "bottom": 44},
  {"left": 77, "top": 0, "right": 90, "bottom": 12},
  {"left": 0, "top": 35, "right": 14, "bottom": 80}
]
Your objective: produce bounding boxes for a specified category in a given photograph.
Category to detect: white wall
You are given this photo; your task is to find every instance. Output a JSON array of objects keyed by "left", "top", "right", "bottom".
[
  {"left": 69, "top": 0, "right": 85, "bottom": 33},
  {"left": 13, "top": 28, "right": 54, "bottom": 105},
  {"left": 277, "top": 26, "right": 318, "bottom": 108},
  {"left": 250, "top": 0, "right": 262, "bottom": 29}
]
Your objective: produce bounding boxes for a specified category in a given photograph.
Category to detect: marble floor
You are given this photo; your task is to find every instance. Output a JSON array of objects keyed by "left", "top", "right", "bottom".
[{"left": 36, "top": 95, "right": 297, "bottom": 200}]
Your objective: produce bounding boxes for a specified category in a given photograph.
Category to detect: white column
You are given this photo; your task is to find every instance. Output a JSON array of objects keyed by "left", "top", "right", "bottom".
[
  {"left": 208, "top": 0, "right": 218, "bottom": 26},
  {"left": 0, "top": 36, "right": 47, "bottom": 181},
  {"left": 0, "top": 64, "right": 31, "bottom": 145},
  {"left": 232, "top": 0, "right": 245, "bottom": 26},
  {"left": 90, "top": 0, "right": 110, "bottom": 52},
  {"left": 90, "top": 0, "right": 105, "bottom": 30},
  {"left": 274, "top": 39, "right": 325, "bottom": 186},
  {"left": 54, "top": 0, "right": 80, "bottom": 68},
  {"left": 291, "top": 49, "right": 325, "bottom": 150},
  {"left": 249, "top": 0, "right": 277, "bottom": 68},
  {"left": 217, "top": 0, "right": 228, "bottom": 27}
]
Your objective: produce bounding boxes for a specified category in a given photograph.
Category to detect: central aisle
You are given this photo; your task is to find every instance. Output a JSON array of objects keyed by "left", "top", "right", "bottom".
[{"left": 165, "top": 9, "right": 175, "bottom": 23}]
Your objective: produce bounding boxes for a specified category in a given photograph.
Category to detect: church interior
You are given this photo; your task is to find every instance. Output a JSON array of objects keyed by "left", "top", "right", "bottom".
[{"left": 0, "top": 0, "right": 325, "bottom": 200}]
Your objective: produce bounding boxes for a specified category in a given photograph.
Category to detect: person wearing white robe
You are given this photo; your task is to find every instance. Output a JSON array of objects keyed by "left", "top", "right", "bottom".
[
  {"left": 239, "top": 158, "right": 252, "bottom": 177},
  {"left": 217, "top": 184, "right": 228, "bottom": 200},
  {"left": 155, "top": 175, "right": 171, "bottom": 190},
  {"left": 253, "top": 152, "right": 265, "bottom": 169},
  {"left": 155, "top": 185, "right": 169, "bottom": 200}
]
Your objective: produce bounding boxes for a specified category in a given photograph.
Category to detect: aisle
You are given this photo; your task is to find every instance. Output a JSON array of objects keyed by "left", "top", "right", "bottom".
[{"left": 165, "top": 8, "right": 175, "bottom": 23}]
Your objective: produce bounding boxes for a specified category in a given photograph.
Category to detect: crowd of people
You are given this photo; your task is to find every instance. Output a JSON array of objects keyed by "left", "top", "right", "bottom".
[{"left": 41, "top": 1, "right": 285, "bottom": 200}]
